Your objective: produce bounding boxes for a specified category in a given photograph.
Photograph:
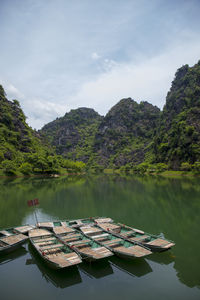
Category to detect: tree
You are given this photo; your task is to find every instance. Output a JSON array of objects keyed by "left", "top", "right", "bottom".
[
  {"left": 19, "top": 162, "right": 32, "bottom": 174},
  {"left": 2, "top": 160, "right": 17, "bottom": 175}
]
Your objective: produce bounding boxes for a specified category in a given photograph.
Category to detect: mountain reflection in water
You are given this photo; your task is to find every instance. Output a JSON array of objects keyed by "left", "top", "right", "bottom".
[{"left": 0, "top": 175, "right": 200, "bottom": 293}]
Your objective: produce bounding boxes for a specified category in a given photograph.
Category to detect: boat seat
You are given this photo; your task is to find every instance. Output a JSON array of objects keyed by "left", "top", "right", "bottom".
[
  {"left": 0, "top": 230, "right": 12, "bottom": 236},
  {"left": 104, "top": 238, "right": 122, "bottom": 246},
  {"left": 129, "top": 235, "right": 150, "bottom": 242},
  {"left": 40, "top": 243, "right": 63, "bottom": 250},
  {"left": 92, "top": 233, "right": 110, "bottom": 239},
  {"left": 69, "top": 239, "right": 91, "bottom": 246}
]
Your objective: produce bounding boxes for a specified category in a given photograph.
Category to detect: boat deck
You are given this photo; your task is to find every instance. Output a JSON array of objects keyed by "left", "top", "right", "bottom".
[
  {"left": 94, "top": 218, "right": 113, "bottom": 224},
  {"left": 14, "top": 225, "right": 35, "bottom": 234},
  {"left": 0, "top": 234, "right": 28, "bottom": 245},
  {"left": 147, "top": 238, "right": 175, "bottom": 248},
  {"left": 98, "top": 223, "right": 121, "bottom": 232},
  {"left": 81, "top": 226, "right": 103, "bottom": 236},
  {"left": 128, "top": 235, "right": 149, "bottom": 242},
  {"left": 29, "top": 229, "right": 52, "bottom": 238},
  {"left": 53, "top": 226, "right": 75, "bottom": 235},
  {"left": 37, "top": 222, "right": 54, "bottom": 229},
  {"left": 47, "top": 252, "right": 82, "bottom": 267}
]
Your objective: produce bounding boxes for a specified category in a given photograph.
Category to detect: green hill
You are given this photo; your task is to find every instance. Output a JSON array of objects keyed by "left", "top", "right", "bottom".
[
  {"left": 0, "top": 85, "right": 85, "bottom": 176},
  {"left": 153, "top": 61, "right": 200, "bottom": 170},
  {"left": 1, "top": 59, "right": 200, "bottom": 175}
]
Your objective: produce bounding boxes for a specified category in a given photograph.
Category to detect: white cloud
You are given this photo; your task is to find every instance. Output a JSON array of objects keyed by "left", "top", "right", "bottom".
[
  {"left": 0, "top": 81, "right": 24, "bottom": 100},
  {"left": 24, "top": 98, "right": 67, "bottom": 129},
  {"left": 91, "top": 52, "right": 101, "bottom": 60},
  {"left": 1, "top": 35, "right": 200, "bottom": 130},
  {"left": 67, "top": 37, "right": 200, "bottom": 116}
]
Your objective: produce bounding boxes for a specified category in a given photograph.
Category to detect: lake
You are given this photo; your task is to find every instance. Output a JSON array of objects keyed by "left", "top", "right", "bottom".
[{"left": 0, "top": 174, "right": 200, "bottom": 300}]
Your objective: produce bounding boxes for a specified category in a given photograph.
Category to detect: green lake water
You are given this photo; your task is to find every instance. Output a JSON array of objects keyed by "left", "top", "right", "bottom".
[{"left": 0, "top": 175, "right": 200, "bottom": 300}]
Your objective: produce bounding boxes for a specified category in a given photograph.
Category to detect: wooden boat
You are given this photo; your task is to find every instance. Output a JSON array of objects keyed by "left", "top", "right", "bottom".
[
  {"left": 28, "top": 228, "right": 82, "bottom": 269},
  {"left": 64, "top": 217, "right": 113, "bottom": 228},
  {"left": 98, "top": 222, "right": 175, "bottom": 252},
  {"left": 52, "top": 225, "right": 113, "bottom": 262},
  {"left": 80, "top": 226, "right": 152, "bottom": 259},
  {"left": 27, "top": 244, "right": 82, "bottom": 288},
  {"left": 37, "top": 222, "right": 55, "bottom": 230},
  {"left": 37, "top": 217, "right": 113, "bottom": 230},
  {"left": 0, "top": 228, "right": 28, "bottom": 255},
  {"left": 14, "top": 224, "right": 35, "bottom": 234}
]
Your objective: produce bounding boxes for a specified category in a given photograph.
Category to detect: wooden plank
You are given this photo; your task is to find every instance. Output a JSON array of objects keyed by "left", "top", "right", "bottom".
[
  {"left": 53, "top": 226, "right": 75, "bottom": 235},
  {"left": 70, "top": 239, "right": 91, "bottom": 246},
  {"left": 37, "top": 222, "right": 54, "bottom": 228},
  {"left": 91, "top": 233, "right": 109, "bottom": 239},
  {"left": 14, "top": 225, "right": 35, "bottom": 233},
  {"left": 94, "top": 218, "right": 113, "bottom": 223},
  {"left": 147, "top": 238, "right": 171, "bottom": 247},
  {"left": 99, "top": 223, "right": 121, "bottom": 232},
  {"left": 0, "top": 230, "right": 12, "bottom": 236},
  {"left": 129, "top": 235, "right": 149, "bottom": 242},
  {"left": 104, "top": 238, "right": 122, "bottom": 245},
  {"left": 0, "top": 234, "right": 27, "bottom": 245},
  {"left": 34, "top": 237, "right": 55, "bottom": 243},
  {"left": 40, "top": 243, "right": 63, "bottom": 250},
  {"left": 114, "top": 245, "right": 151, "bottom": 257},
  {"left": 29, "top": 229, "right": 51, "bottom": 238},
  {"left": 81, "top": 226, "right": 103, "bottom": 235}
]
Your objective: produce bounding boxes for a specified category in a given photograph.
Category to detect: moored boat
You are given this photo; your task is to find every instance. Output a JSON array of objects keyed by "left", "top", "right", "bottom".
[
  {"left": 65, "top": 217, "right": 114, "bottom": 228},
  {"left": 53, "top": 225, "right": 113, "bottom": 262},
  {"left": 14, "top": 224, "right": 35, "bottom": 234},
  {"left": 37, "top": 217, "right": 113, "bottom": 230},
  {"left": 28, "top": 228, "right": 82, "bottom": 269},
  {"left": 80, "top": 226, "right": 152, "bottom": 259},
  {"left": 98, "top": 222, "right": 175, "bottom": 252},
  {"left": 0, "top": 228, "right": 28, "bottom": 255}
]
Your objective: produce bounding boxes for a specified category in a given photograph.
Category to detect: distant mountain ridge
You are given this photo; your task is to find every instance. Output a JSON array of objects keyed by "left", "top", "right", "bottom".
[
  {"left": 40, "top": 60, "right": 200, "bottom": 169},
  {"left": 1, "top": 59, "right": 200, "bottom": 174}
]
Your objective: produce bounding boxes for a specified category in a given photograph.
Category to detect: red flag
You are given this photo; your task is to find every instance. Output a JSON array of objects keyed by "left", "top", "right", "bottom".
[
  {"left": 33, "top": 198, "right": 39, "bottom": 205},
  {"left": 27, "top": 199, "right": 39, "bottom": 207},
  {"left": 27, "top": 200, "right": 33, "bottom": 207}
]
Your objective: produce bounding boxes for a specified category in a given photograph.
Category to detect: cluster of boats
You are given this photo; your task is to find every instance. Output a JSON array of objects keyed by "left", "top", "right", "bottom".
[{"left": 0, "top": 217, "right": 175, "bottom": 270}]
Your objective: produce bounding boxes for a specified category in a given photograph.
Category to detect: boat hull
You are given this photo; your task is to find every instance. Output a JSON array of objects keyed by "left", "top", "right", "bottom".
[
  {"left": 140, "top": 241, "right": 175, "bottom": 252},
  {"left": 29, "top": 239, "right": 80, "bottom": 270},
  {"left": 114, "top": 250, "right": 142, "bottom": 260},
  {"left": 77, "top": 249, "right": 113, "bottom": 262},
  {"left": 0, "top": 239, "right": 27, "bottom": 255}
]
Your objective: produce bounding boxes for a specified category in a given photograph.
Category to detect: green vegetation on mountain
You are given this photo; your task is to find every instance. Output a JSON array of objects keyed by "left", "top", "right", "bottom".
[
  {"left": 0, "top": 85, "right": 85, "bottom": 176},
  {"left": 153, "top": 61, "right": 200, "bottom": 170},
  {"left": 1, "top": 59, "right": 200, "bottom": 176},
  {"left": 40, "top": 107, "right": 102, "bottom": 163},
  {"left": 93, "top": 99, "right": 160, "bottom": 168}
]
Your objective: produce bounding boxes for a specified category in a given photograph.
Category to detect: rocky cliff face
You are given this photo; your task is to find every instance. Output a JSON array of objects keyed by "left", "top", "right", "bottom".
[
  {"left": 0, "top": 85, "right": 44, "bottom": 161},
  {"left": 41, "top": 98, "right": 160, "bottom": 167},
  {"left": 153, "top": 61, "right": 200, "bottom": 168},
  {"left": 40, "top": 60, "right": 200, "bottom": 169},
  {"left": 93, "top": 98, "right": 160, "bottom": 166},
  {"left": 40, "top": 108, "right": 102, "bottom": 162}
]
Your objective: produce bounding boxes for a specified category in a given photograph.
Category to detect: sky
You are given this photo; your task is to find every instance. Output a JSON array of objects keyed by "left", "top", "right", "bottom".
[{"left": 0, "top": 0, "right": 200, "bottom": 129}]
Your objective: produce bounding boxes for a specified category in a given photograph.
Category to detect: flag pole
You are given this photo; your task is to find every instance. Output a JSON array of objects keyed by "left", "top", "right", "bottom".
[
  {"left": 27, "top": 198, "right": 39, "bottom": 225},
  {"left": 34, "top": 210, "right": 38, "bottom": 225}
]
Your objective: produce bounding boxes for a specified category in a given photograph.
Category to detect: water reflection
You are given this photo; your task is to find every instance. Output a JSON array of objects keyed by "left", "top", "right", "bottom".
[
  {"left": 26, "top": 244, "right": 82, "bottom": 288},
  {"left": 147, "top": 251, "right": 175, "bottom": 265},
  {"left": 0, "top": 175, "right": 200, "bottom": 290},
  {"left": 79, "top": 260, "right": 113, "bottom": 279},
  {"left": 0, "top": 247, "right": 27, "bottom": 265},
  {"left": 109, "top": 256, "right": 152, "bottom": 277}
]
